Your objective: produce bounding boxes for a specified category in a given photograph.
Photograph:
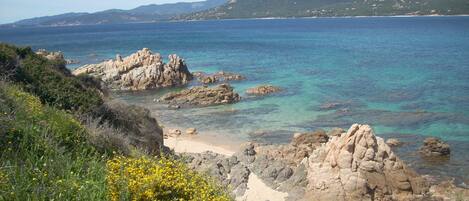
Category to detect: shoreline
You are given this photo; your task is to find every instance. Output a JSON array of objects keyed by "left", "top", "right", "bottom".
[
  {"left": 181, "top": 14, "right": 469, "bottom": 23},
  {"left": 164, "top": 135, "right": 289, "bottom": 201},
  {"left": 2, "top": 14, "right": 469, "bottom": 29}
]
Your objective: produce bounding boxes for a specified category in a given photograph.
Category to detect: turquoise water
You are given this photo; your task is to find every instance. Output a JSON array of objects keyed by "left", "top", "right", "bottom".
[{"left": 1, "top": 16, "right": 469, "bottom": 184}]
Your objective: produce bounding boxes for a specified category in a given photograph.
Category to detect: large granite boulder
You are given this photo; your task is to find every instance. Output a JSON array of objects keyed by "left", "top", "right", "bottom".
[
  {"left": 419, "top": 137, "right": 451, "bottom": 157},
  {"left": 159, "top": 84, "right": 240, "bottom": 107},
  {"left": 305, "top": 124, "right": 429, "bottom": 201},
  {"left": 72, "top": 48, "right": 192, "bottom": 91}
]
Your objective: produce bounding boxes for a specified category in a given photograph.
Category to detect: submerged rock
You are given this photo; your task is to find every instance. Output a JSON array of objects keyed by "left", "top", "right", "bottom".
[
  {"left": 419, "top": 137, "right": 451, "bottom": 157},
  {"left": 327, "top": 127, "right": 345, "bottom": 137},
  {"left": 291, "top": 130, "right": 329, "bottom": 147},
  {"left": 72, "top": 48, "right": 192, "bottom": 91},
  {"left": 246, "top": 85, "right": 282, "bottom": 96},
  {"left": 305, "top": 124, "right": 429, "bottom": 201},
  {"left": 159, "top": 84, "right": 240, "bottom": 107},
  {"left": 193, "top": 71, "right": 245, "bottom": 84},
  {"left": 386, "top": 138, "right": 402, "bottom": 147}
]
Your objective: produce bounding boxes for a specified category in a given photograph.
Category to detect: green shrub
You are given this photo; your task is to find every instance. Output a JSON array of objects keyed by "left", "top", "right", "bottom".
[
  {"left": 0, "top": 84, "right": 108, "bottom": 200},
  {"left": 0, "top": 43, "right": 103, "bottom": 113}
]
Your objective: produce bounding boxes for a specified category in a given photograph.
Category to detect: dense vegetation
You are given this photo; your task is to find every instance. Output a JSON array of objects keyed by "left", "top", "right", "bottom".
[
  {"left": 4, "top": 0, "right": 227, "bottom": 27},
  {"left": 0, "top": 43, "right": 103, "bottom": 113},
  {"left": 0, "top": 43, "right": 232, "bottom": 200},
  {"left": 183, "top": 0, "right": 469, "bottom": 20}
]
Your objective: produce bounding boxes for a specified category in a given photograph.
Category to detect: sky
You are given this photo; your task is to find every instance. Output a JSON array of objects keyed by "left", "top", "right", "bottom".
[{"left": 0, "top": 0, "right": 197, "bottom": 24}]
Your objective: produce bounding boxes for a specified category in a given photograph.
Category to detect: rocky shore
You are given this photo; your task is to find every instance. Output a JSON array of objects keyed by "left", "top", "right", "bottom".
[
  {"left": 59, "top": 48, "right": 467, "bottom": 200},
  {"left": 72, "top": 48, "right": 192, "bottom": 91},
  {"left": 159, "top": 84, "right": 241, "bottom": 107},
  {"left": 165, "top": 124, "right": 468, "bottom": 201}
]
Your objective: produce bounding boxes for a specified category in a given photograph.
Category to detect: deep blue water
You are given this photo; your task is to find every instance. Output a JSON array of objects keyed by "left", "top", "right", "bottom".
[{"left": 1, "top": 16, "right": 469, "bottom": 184}]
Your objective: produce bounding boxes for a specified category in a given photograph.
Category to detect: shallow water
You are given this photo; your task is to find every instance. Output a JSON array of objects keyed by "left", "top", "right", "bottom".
[{"left": 1, "top": 16, "right": 469, "bottom": 184}]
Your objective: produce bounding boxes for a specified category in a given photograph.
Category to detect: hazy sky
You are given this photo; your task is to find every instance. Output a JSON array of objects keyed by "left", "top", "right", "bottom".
[{"left": 0, "top": 0, "right": 197, "bottom": 24}]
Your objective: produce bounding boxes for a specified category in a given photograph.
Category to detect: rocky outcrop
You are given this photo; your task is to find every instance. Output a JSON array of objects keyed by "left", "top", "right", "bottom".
[
  {"left": 305, "top": 124, "right": 429, "bottom": 201},
  {"left": 249, "top": 130, "right": 330, "bottom": 167},
  {"left": 292, "top": 130, "right": 329, "bottom": 147},
  {"left": 159, "top": 84, "right": 240, "bottom": 107},
  {"left": 246, "top": 85, "right": 281, "bottom": 96},
  {"left": 36, "top": 49, "right": 65, "bottom": 62},
  {"left": 182, "top": 151, "right": 251, "bottom": 197},
  {"left": 327, "top": 127, "right": 345, "bottom": 137},
  {"left": 429, "top": 180, "right": 469, "bottom": 201},
  {"left": 193, "top": 71, "right": 245, "bottom": 84},
  {"left": 96, "top": 100, "right": 165, "bottom": 155},
  {"left": 36, "top": 49, "right": 79, "bottom": 65},
  {"left": 72, "top": 48, "right": 192, "bottom": 91},
  {"left": 419, "top": 137, "right": 451, "bottom": 157},
  {"left": 386, "top": 138, "right": 402, "bottom": 147}
]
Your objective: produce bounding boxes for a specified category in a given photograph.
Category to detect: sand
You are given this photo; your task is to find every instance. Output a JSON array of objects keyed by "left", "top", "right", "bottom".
[{"left": 164, "top": 136, "right": 288, "bottom": 201}]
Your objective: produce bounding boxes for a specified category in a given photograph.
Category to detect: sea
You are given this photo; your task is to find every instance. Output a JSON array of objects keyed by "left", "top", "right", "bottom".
[{"left": 1, "top": 16, "right": 468, "bottom": 185}]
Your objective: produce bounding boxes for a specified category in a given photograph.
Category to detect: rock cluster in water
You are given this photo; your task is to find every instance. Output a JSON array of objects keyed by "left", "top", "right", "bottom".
[
  {"left": 72, "top": 48, "right": 192, "bottom": 91},
  {"left": 192, "top": 71, "right": 245, "bottom": 84},
  {"left": 159, "top": 84, "right": 240, "bottom": 107},
  {"left": 419, "top": 137, "right": 451, "bottom": 156},
  {"left": 245, "top": 85, "right": 282, "bottom": 96}
]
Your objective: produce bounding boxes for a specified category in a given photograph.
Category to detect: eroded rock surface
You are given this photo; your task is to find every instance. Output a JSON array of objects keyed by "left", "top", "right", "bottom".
[
  {"left": 246, "top": 85, "right": 282, "bottom": 96},
  {"left": 386, "top": 138, "right": 402, "bottom": 147},
  {"left": 36, "top": 49, "right": 65, "bottom": 62},
  {"left": 419, "top": 137, "right": 451, "bottom": 157},
  {"left": 72, "top": 48, "right": 192, "bottom": 91},
  {"left": 305, "top": 124, "right": 429, "bottom": 201},
  {"left": 193, "top": 71, "right": 245, "bottom": 84},
  {"left": 176, "top": 124, "right": 462, "bottom": 201},
  {"left": 159, "top": 84, "right": 240, "bottom": 107},
  {"left": 429, "top": 180, "right": 469, "bottom": 201},
  {"left": 182, "top": 151, "right": 250, "bottom": 197}
]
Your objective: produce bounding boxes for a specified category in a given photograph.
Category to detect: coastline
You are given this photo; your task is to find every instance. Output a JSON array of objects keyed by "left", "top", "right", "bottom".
[
  {"left": 164, "top": 135, "right": 289, "bottom": 201},
  {"left": 182, "top": 14, "right": 469, "bottom": 23},
  {"left": 2, "top": 14, "right": 469, "bottom": 29}
]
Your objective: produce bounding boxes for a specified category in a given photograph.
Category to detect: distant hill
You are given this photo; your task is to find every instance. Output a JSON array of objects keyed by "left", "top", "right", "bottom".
[
  {"left": 4, "top": 0, "right": 227, "bottom": 27},
  {"left": 183, "top": 0, "right": 469, "bottom": 20}
]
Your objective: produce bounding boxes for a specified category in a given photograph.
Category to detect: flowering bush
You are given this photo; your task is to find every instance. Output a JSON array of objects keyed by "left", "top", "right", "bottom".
[
  {"left": 0, "top": 84, "right": 107, "bottom": 200},
  {"left": 107, "top": 156, "right": 232, "bottom": 201}
]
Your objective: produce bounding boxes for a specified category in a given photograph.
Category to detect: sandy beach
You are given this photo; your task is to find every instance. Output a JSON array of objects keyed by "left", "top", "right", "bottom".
[{"left": 164, "top": 136, "right": 289, "bottom": 201}]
